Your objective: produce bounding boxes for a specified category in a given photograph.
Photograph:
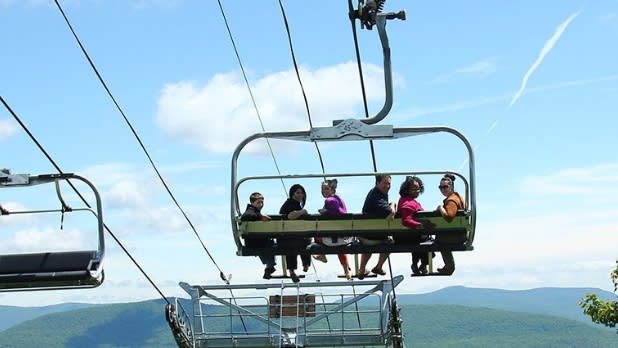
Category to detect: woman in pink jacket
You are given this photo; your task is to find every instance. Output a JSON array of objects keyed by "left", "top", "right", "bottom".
[{"left": 397, "top": 176, "right": 433, "bottom": 275}]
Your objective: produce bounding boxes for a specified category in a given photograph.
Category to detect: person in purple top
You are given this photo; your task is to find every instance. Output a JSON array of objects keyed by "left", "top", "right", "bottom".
[{"left": 316, "top": 179, "right": 353, "bottom": 279}]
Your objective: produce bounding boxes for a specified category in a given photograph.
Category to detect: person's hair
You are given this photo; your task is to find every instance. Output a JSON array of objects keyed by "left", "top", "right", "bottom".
[
  {"left": 375, "top": 174, "right": 391, "bottom": 185},
  {"left": 249, "top": 192, "right": 264, "bottom": 203},
  {"left": 442, "top": 173, "right": 456, "bottom": 188},
  {"left": 324, "top": 178, "right": 338, "bottom": 193},
  {"left": 288, "top": 184, "right": 306, "bottom": 207},
  {"left": 399, "top": 176, "right": 425, "bottom": 197}
]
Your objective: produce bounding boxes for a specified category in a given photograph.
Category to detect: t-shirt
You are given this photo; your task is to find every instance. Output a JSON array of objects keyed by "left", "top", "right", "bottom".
[{"left": 362, "top": 187, "right": 391, "bottom": 218}]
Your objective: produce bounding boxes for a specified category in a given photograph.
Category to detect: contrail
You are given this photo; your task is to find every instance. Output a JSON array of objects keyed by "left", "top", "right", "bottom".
[{"left": 509, "top": 11, "right": 580, "bottom": 107}]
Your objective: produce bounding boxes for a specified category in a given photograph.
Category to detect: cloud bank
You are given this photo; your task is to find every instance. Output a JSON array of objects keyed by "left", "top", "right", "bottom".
[{"left": 155, "top": 62, "right": 388, "bottom": 154}]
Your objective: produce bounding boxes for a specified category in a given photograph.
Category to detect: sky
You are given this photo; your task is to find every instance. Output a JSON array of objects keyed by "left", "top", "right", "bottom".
[{"left": 0, "top": 0, "right": 617, "bottom": 307}]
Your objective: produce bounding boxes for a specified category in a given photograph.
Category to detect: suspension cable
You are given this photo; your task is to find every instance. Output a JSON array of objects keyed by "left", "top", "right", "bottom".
[
  {"left": 276, "top": 0, "right": 327, "bottom": 175},
  {"left": 348, "top": 0, "right": 378, "bottom": 172},
  {"left": 1, "top": 95, "right": 170, "bottom": 304},
  {"left": 52, "top": 0, "right": 229, "bottom": 283},
  {"left": 216, "top": 0, "right": 287, "bottom": 195}
]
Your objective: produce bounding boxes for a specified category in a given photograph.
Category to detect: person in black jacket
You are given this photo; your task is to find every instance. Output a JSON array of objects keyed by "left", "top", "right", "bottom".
[
  {"left": 240, "top": 192, "right": 276, "bottom": 279},
  {"left": 279, "top": 184, "right": 311, "bottom": 283}
]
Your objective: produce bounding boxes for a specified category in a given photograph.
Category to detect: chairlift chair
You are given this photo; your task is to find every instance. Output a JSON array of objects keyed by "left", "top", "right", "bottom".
[{"left": 0, "top": 171, "right": 105, "bottom": 291}]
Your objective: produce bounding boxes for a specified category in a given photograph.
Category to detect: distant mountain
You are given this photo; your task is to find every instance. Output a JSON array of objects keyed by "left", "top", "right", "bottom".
[
  {"left": 402, "top": 304, "right": 617, "bottom": 348},
  {"left": 0, "top": 303, "right": 96, "bottom": 332},
  {"left": 0, "top": 300, "right": 616, "bottom": 347},
  {"left": 396, "top": 286, "right": 616, "bottom": 329},
  {"left": 0, "top": 299, "right": 173, "bottom": 347}
]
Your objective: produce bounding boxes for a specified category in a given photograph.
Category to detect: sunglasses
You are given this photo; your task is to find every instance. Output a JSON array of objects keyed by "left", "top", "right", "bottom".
[{"left": 438, "top": 185, "right": 450, "bottom": 189}]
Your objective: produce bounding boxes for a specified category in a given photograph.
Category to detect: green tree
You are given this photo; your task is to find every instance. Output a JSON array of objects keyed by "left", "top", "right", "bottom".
[{"left": 579, "top": 260, "right": 618, "bottom": 333}]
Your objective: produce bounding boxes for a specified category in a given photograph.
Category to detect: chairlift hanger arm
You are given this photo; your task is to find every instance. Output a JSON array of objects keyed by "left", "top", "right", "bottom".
[
  {"left": 341, "top": 1, "right": 405, "bottom": 126},
  {"left": 0, "top": 171, "right": 75, "bottom": 187}
]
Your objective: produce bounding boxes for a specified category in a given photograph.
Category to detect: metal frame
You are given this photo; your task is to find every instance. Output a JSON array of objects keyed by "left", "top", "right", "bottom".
[
  {"left": 168, "top": 276, "right": 404, "bottom": 348},
  {"left": 230, "top": 125, "right": 477, "bottom": 256},
  {"left": 0, "top": 171, "right": 105, "bottom": 291}
]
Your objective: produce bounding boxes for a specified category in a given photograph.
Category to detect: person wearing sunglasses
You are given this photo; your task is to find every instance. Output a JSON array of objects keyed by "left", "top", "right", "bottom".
[{"left": 435, "top": 173, "right": 465, "bottom": 275}]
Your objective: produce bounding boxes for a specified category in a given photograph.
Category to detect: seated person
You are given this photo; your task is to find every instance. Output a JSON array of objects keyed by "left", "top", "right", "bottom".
[
  {"left": 316, "top": 179, "right": 353, "bottom": 280},
  {"left": 240, "top": 192, "right": 276, "bottom": 279},
  {"left": 435, "top": 173, "right": 465, "bottom": 275},
  {"left": 358, "top": 175, "right": 396, "bottom": 279},
  {"left": 397, "top": 176, "right": 434, "bottom": 275},
  {"left": 279, "top": 184, "right": 311, "bottom": 283}
]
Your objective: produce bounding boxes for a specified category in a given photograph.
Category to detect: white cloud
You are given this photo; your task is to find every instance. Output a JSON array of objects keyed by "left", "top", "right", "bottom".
[
  {"left": 155, "top": 61, "right": 388, "bottom": 154},
  {"left": 130, "top": 0, "right": 179, "bottom": 11},
  {"left": 520, "top": 163, "right": 618, "bottom": 196},
  {"left": 510, "top": 11, "right": 580, "bottom": 107},
  {"left": 0, "top": 227, "right": 88, "bottom": 253},
  {"left": 398, "top": 74, "right": 618, "bottom": 121},
  {"left": 430, "top": 57, "right": 498, "bottom": 84},
  {"left": 0, "top": 119, "right": 17, "bottom": 141}
]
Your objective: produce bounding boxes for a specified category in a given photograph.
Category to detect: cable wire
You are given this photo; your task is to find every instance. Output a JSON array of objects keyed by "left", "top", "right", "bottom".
[
  {"left": 1, "top": 95, "right": 170, "bottom": 304},
  {"left": 52, "top": 0, "right": 229, "bottom": 283},
  {"left": 276, "top": 0, "right": 327, "bottom": 175},
  {"left": 348, "top": 0, "right": 379, "bottom": 172},
  {"left": 216, "top": 0, "right": 288, "bottom": 195}
]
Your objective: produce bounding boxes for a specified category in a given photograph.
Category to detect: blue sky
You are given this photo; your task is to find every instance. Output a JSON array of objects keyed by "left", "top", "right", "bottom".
[{"left": 1, "top": 0, "right": 617, "bottom": 306}]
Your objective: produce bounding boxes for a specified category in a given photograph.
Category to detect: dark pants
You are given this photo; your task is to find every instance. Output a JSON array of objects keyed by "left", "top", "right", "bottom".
[
  {"left": 245, "top": 237, "right": 275, "bottom": 268},
  {"left": 278, "top": 238, "right": 311, "bottom": 270}
]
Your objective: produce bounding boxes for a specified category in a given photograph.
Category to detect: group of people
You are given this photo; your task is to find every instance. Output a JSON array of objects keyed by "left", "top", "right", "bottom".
[{"left": 240, "top": 173, "right": 464, "bottom": 282}]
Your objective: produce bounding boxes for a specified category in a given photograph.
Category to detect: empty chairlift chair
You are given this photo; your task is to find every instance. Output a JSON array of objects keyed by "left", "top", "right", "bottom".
[{"left": 0, "top": 171, "right": 105, "bottom": 291}]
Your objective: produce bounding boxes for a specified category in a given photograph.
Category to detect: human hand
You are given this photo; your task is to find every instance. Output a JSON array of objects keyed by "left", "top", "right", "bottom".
[
  {"left": 386, "top": 211, "right": 395, "bottom": 221},
  {"left": 420, "top": 219, "right": 435, "bottom": 230}
]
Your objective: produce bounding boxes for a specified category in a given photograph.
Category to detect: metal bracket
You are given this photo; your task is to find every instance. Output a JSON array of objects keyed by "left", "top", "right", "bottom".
[
  {"left": 311, "top": 119, "right": 393, "bottom": 140},
  {"left": 0, "top": 169, "right": 30, "bottom": 186}
]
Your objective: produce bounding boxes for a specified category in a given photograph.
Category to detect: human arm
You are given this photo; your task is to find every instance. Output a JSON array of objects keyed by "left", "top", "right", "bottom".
[
  {"left": 260, "top": 213, "right": 272, "bottom": 221},
  {"left": 280, "top": 199, "right": 307, "bottom": 220},
  {"left": 400, "top": 205, "right": 421, "bottom": 229},
  {"left": 287, "top": 208, "right": 308, "bottom": 220},
  {"left": 439, "top": 199, "right": 459, "bottom": 222}
]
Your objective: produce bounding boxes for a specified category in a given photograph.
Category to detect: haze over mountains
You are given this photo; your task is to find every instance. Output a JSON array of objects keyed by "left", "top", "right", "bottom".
[{"left": 0, "top": 286, "right": 615, "bottom": 347}]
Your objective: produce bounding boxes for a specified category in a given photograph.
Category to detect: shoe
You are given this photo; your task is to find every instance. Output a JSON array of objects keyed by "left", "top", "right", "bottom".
[
  {"left": 419, "top": 264, "right": 428, "bottom": 275},
  {"left": 303, "top": 264, "right": 310, "bottom": 272},
  {"left": 345, "top": 270, "right": 352, "bottom": 280},
  {"left": 290, "top": 271, "right": 300, "bottom": 283},
  {"left": 371, "top": 267, "right": 386, "bottom": 276},
  {"left": 263, "top": 266, "right": 275, "bottom": 279},
  {"left": 357, "top": 269, "right": 369, "bottom": 280},
  {"left": 438, "top": 266, "right": 454, "bottom": 275},
  {"left": 313, "top": 254, "right": 328, "bottom": 263},
  {"left": 411, "top": 262, "right": 420, "bottom": 275}
]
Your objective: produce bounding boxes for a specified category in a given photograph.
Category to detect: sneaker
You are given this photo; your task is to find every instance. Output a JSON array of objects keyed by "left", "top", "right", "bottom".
[
  {"left": 303, "top": 264, "right": 310, "bottom": 272},
  {"left": 357, "top": 269, "right": 369, "bottom": 280},
  {"left": 290, "top": 271, "right": 300, "bottom": 283},
  {"left": 313, "top": 254, "right": 328, "bottom": 263},
  {"left": 411, "top": 262, "right": 420, "bottom": 275},
  {"left": 263, "top": 266, "right": 276, "bottom": 279},
  {"left": 371, "top": 267, "right": 386, "bottom": 276},
  {"left": 438, "top": 266, "right": 454, "bottom": 275},
  {"left": 419, "top": 264, "right": 428, "bottom": 274}
]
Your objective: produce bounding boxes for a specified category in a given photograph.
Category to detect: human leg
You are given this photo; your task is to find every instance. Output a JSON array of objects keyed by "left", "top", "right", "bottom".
[
  {"left": 301, "top": 253, "right": 312, "bottom": 272},
  {"left": 438, "top": 251, "right": 455, "bottom": 275},
  {"left": 371, "top": 253, "right": 389, "bottom": 275},
  {"left": 338, "top": 254, "right": 351, "bottom": 279},
  {"left": 358, "top": 253, "right": 372, "bottom": 279}
]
